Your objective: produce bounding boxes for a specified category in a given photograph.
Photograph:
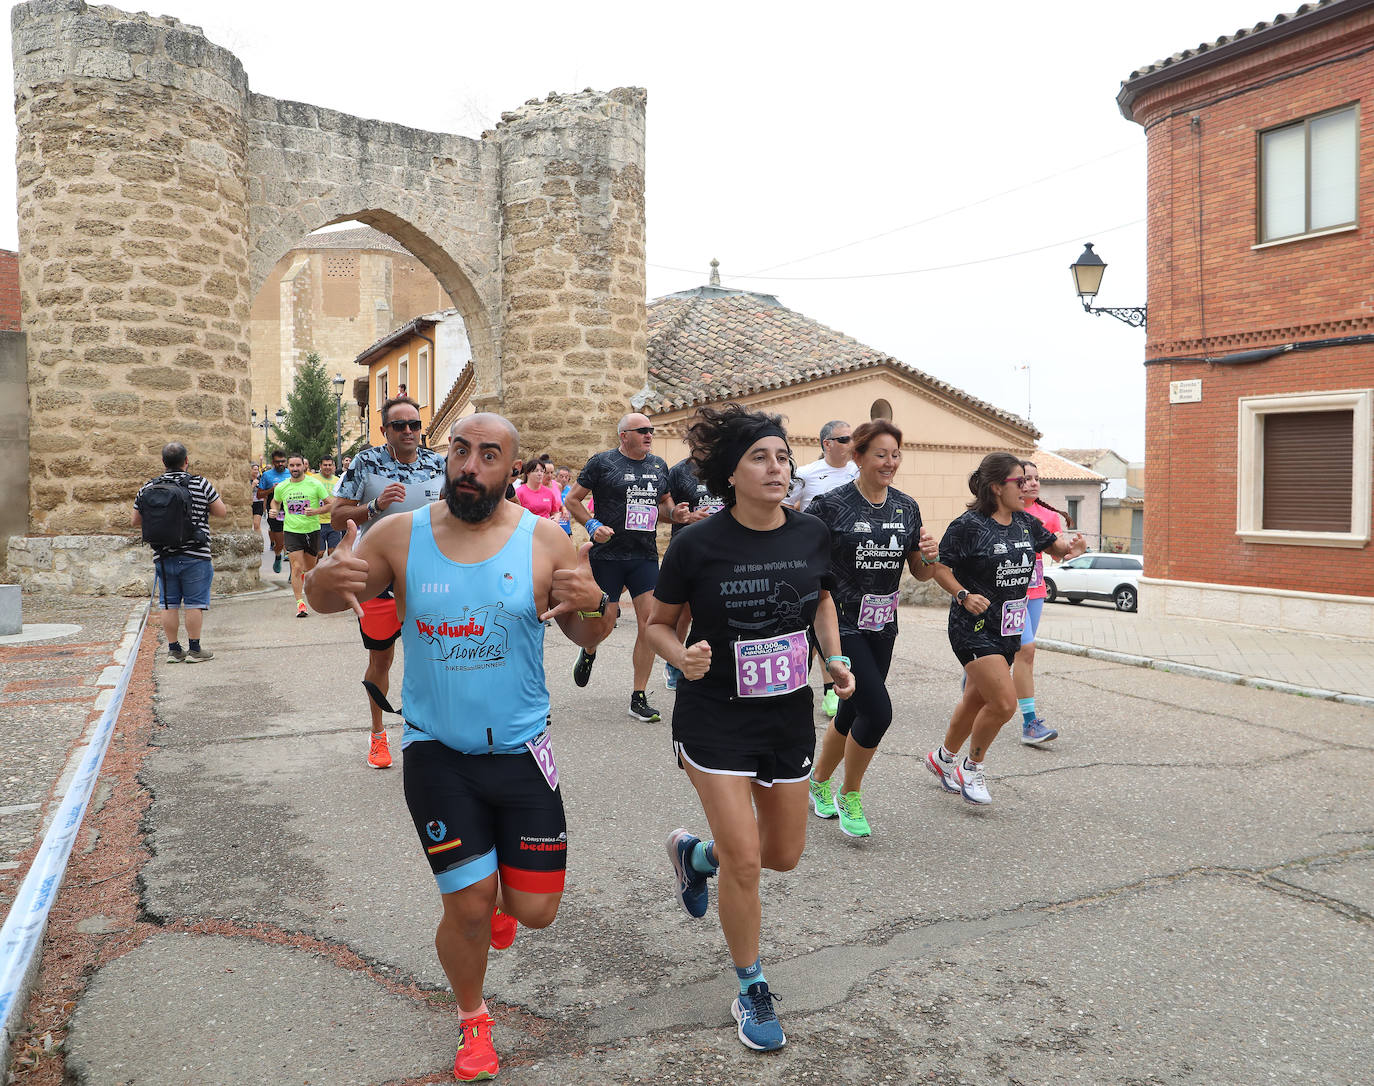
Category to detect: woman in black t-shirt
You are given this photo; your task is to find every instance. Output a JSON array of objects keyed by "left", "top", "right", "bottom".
[
  {"left": 805, "top": 420, "right": 939, "bottom": 838},
  {"left": 924, "top": 452, "right": 1087, "bottom": 807},
  {"left": 646, "top": 403, "right": 853, "bottom": 1053}
]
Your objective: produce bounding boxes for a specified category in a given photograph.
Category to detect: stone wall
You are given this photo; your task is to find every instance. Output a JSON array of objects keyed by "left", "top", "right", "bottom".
[
  {"left": 8, "top": 529, "right": 262, "bottom": 597},
  {"left": 8, "top": 0, "right": 647, "bottom": 594}
]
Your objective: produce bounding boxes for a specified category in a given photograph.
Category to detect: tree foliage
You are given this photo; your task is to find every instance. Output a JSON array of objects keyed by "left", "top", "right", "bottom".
[{"left": 270, "top": 352, "right": 344, "bottom": 466}]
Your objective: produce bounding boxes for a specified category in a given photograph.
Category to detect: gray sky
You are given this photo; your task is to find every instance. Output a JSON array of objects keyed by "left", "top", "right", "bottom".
[{"left": 1, "top": 0, "right": 1281, "bottom": 460}]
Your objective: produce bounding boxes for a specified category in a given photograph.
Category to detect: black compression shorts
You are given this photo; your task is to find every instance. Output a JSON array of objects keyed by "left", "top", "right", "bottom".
[{"left": 402, "top": 738, "right": 567, "bottom": 896}]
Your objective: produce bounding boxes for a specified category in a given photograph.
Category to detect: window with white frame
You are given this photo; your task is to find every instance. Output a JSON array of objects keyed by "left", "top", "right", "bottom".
[
  {"left": 377, "top": 368, "right": 388, "bottom": 412},
  {"left": 416, "top": 347, "right": 430, "bottom": 407},
  {"left": 1259, "top": 104, "right": 1358, "bottom": 243},
  {"left": 397, "top": 354, "right": 409, "bottom": 398},
  {"left": 1236, "top": 389, "right": 1372, "bottom": 547}
]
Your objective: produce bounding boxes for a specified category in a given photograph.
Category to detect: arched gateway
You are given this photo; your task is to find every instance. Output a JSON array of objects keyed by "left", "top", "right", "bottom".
[{"left": 6, "top": 1, "right": 647, "bottom": 594}]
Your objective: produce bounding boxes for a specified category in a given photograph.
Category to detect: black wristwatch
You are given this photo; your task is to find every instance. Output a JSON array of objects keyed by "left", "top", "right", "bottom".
[
  {"left": 577, "top": 591, "right": 610, "bottom": 620},
  {"left": 955, "top": 589, "right": 969, "bottom": 607}
]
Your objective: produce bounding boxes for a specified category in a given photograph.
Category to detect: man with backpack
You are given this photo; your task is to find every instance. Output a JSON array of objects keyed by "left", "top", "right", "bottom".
[{"left": 133, "top": 442, "right": 227, "bottom": 663}]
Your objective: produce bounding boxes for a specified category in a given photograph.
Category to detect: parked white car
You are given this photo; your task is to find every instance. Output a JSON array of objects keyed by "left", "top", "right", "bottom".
[{"left": 1043, "top": 552, "right": 1143, "bottom": 612}]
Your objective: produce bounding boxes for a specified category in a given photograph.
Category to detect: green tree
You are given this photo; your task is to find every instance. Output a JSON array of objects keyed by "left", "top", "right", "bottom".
[{"left": 270, "top": 352, "right": 340, "bottom": 466}]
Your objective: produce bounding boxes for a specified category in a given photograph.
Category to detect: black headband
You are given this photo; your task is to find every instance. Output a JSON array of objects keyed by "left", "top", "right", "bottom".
[{"left": 725, "top": 422, "right": 790, "bottom": 477}]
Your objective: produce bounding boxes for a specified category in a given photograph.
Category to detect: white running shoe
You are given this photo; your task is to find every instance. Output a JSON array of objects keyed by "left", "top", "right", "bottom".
[
  {"left": 956, "top": 760, "right": 991, "bottom": 805},
  {"left": 925, "top": 750, "right": 960, "bottom": 794}
]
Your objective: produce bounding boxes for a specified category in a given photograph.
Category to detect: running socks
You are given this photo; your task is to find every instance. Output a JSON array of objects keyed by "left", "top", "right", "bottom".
[
  {"left": 168, "top": 641, "right": 183, "bottom": 654},
  {"left": 1019, "top": 697, "right": 1036, "bottom": 725},
  {"left": 735, "top": 958, "right": 764, "bottom": 995},
  {"left": 461, "top": 1000, "right": 490, "bottom": 1021},
  {"left": 188, "top": 639, "right": 200, "bottom": 653},
  {"left": 937, "top": 746, "right": 955, "bottom": 764},
  {"left": 689, "top": 840, "right": 718, "bottom": 875}
]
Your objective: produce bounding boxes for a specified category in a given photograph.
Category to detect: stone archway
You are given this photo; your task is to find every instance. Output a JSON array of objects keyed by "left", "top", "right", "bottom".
[{"left": 7, "top": 0, "right": 646, "bottom": 594}]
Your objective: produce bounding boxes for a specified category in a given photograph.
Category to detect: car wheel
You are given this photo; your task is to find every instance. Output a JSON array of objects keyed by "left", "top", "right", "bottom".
[
  {"left": 1043, "top": 578, "right": 1057, "bottom": 604},
  {"left": 1114, "top": 585, "right": 1138, "bottom": 612},
  {"left": 1067, "top": 597, "right": 1083, "bottom": 605}
]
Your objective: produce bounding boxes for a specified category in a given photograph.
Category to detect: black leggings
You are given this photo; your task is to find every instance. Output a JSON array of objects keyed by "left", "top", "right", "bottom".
[{"left": 832, "top": 629, "right": 897, "bottom": 750}]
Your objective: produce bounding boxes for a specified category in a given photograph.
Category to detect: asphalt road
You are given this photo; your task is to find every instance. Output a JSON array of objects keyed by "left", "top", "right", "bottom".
[{"left": 62, "top": 586, "right": 1374, "bottom": 1085}]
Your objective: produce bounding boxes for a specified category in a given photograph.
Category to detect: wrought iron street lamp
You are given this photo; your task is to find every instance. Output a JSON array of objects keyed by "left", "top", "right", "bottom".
[
  {"left": 1070, "top": 243, "right": 1147, "bottom": 329},
  {"left": 250, "top": 407, "right": 287, "bottom": 462},
  {"left": 332, "top": 372, "right": 346, "bottom": 464}
]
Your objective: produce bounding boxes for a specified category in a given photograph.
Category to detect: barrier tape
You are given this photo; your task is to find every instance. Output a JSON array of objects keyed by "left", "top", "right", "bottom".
[{"left": 0, "top": 601, "right": 149, "bottom": 1034}]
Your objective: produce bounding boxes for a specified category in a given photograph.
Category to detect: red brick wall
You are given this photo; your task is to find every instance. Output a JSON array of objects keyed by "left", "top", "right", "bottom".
[
  {"left": 1128, "top": 9, "right": 1374, "bottom": 596},
  {"left": 0, "top": 250, "right": 20, "bottom": 331}
]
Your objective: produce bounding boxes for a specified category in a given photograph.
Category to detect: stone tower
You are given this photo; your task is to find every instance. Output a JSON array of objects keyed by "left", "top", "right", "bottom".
[{"left": 7, "top": 1, "right": 646, "bottom": 594}]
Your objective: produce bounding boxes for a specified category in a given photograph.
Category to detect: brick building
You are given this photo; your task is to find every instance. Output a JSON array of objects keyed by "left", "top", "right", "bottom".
[
  {"left": 0, "top": 250, "right": 19, "bottom": 331},
  {"left": 1119, "top": 0, "right": 1374, "bottom": 634}
]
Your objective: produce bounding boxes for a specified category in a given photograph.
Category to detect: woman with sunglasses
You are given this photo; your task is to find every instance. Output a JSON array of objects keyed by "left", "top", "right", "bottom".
[
  {"left": 804, "top": 420, "right": 938, "bottom": 837},
  {"left": 924, "top": 453, "right": 1086, "bottom": 806},
  {"left": 646, "top": 403, "right": 852, "bottom": 1052},
  {"left": 1014, "top": 459, "right": 1073, "bottom": 746}
]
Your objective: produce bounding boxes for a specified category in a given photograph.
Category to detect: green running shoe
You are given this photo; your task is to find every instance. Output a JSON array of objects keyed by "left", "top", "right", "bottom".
[
  {"left": 837, "top": 790, "right": 871, "bottom": 838},
  {"left": 808, "top": 776, "right": 837, "bottom": 819},
  {"left": 822, "top": 689, "right": 839, "bottom": 717}
]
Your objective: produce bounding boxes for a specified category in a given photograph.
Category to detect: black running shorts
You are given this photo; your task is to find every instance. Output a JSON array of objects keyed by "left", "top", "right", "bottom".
[
  {"left": 673, "top": 737, "right": 816, "bottom": 787},
  {"left": 402, "top": 739, "right": 567, "bottom": 896},
  {"left": 283, "top": 529, "right": 319, "bottom": 556},
  {"left": 590, "top": 557, "right": 658, "bottom": 601}
]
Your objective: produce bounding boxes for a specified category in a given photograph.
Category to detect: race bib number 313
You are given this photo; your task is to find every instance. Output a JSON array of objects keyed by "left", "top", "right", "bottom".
[{"left": 733, "top": 631, "right": 809, "bottom": 698}]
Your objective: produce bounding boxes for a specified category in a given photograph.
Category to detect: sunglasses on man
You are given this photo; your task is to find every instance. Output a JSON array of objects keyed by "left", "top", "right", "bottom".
[
  {"left": 622, "top": 426, "right": 654, "bottom": 435},
  {"left": 386, "top": 419, "right": 424, "bottom": 432},
  {"left": 826, "top": 435, "right": 852, "bottom": 444}
]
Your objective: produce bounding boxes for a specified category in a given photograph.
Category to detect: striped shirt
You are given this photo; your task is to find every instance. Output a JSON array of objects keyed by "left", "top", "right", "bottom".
[{"left": 134, "top": 471, "right": 220, "bottom": 560}]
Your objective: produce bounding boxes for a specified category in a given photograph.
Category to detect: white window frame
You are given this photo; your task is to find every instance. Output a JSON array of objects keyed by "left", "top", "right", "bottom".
[
  {"left": 397, "top": 354, "right": 409, "bottom": 398},
  {"left": 1256, "top": 103, "right": 1359, "bottom": 245},
  {"left": 376, "top": 367, "right": 389, "bottom": 413},
  {"left": 415, "top": 346, "right": 430, "bottom": 407},
  {"left": 1236, "top": 388, "right": 1372, "bottom": 547}
]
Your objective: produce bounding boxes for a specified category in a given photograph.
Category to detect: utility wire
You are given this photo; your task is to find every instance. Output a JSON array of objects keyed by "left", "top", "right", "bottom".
[
  {"left": 648, "top": 218, "right": 1143, "bottom": 283},
  {"left": 737, "top": 142, "right": 1142, "bottom": 276}
]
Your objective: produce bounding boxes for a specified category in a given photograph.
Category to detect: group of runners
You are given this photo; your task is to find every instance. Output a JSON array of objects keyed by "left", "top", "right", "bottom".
[{"left": 299, "top": 400, "right": 1082, "bottom": 1079}]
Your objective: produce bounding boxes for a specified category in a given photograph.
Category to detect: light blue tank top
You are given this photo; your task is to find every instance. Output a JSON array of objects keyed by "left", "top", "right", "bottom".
[{"left": 400, "top": 505, "right": 548, "bottom": 753}]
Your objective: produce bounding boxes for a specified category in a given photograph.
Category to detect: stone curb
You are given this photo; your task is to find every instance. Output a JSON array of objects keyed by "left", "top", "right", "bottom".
[{"left": 1036, "top": 638, "right": 1374, "bottom": 710}]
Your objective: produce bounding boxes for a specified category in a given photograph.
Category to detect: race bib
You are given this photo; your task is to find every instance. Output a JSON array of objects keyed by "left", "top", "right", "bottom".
[
  {"left": 698, "top": 499, "right": 726, "bottom": 517},
  {"left": 1000, "top": 597, "right": 1028, "bottom": 637},
  {"left": 286, "top": 497, "right": 310, "bottom": 515},
  {"left": 525, "top": 731, "right": 559, "bottom": 791},
  {"left": 625, "top": 503, "right": 658, "bottom": 531},
  {"left": 733, "top": 631, "right": 808, "bottom": 698},
  {"left": 1029, "top": 555, "right": 1044, "bottom": 590},
  {"left": 857, "top": 591, "right": 898, "bottom": 632}
]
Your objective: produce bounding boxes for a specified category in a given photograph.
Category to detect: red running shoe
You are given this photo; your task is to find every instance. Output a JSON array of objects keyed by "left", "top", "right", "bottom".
[
  {"left": 489, "top": 906, "right": 517, "bottom": 951},
  {"left": 453, "top": 1012, "right": 499, "bottom": 1081},
  {"left": 367, "top": 730, "right": 392, "bottom": 769}
]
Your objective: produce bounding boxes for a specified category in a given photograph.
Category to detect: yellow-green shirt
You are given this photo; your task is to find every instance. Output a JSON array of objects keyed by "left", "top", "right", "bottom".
[{"left": 273, "top": 476, "right": 330, "bottom": 534}]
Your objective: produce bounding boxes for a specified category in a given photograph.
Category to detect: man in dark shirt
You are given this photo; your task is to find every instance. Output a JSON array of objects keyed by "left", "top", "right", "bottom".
[
  {"left": 565, "top": 413, "right": 689, "bottom": 722},
  {"left": 133, "top": 442, "right": 227, "bottom": 663}
]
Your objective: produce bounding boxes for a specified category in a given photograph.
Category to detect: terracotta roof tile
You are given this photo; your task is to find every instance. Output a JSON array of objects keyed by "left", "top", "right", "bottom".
[
  {"left": 644, "top": 286, "right": 1034, "bottom": 433},
  {"left": 1029, "top": 448, "right": 1107, "bottom": 483}
]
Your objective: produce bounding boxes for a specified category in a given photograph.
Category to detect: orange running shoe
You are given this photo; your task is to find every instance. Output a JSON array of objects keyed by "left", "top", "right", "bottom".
[
  {"left": 367, "top": 730, "right": 392, "bottom": 769},
  {"left": 453, "top": 1012, "right": 499, "bottom": 1081},
  {"left": 489, "top": 906, "right": 517, "bottom": 951}
]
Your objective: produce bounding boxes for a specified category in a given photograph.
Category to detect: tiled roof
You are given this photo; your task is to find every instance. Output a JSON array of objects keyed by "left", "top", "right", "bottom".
[
  {"left": 643, "top": 286, "right": 1034, "bottom": 434},
  {"left": 1028, "top": 448, "right": 1107, "bottom": 483},
  {"left": 1119, "top": 0, "right": 1370, "bottom": 111},
  {"left": 1053, "top": 448, "right": 1126, "bottom": 468},
  {"left": 295, "top": 225, "right": 412, "bottom": 255},
  {"left": 351, "top": 308, "right": 462, "bottom": 368}
]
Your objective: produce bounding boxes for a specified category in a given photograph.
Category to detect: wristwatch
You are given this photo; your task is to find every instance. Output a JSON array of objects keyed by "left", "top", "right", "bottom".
[
  {"left": 577, "top": 591, "right": 610, "bottom": 620},
  {"left": 955, "top": 589, "right": 969, "bottom": 606}
]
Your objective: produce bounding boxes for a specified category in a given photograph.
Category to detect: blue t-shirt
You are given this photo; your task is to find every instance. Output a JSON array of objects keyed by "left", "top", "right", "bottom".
[{"left": 259, "top": 467, "right": 289, "bottom": 504}]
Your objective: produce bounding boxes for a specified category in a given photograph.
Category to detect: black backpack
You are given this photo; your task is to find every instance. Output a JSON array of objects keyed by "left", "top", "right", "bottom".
[{"left": 140, "top": 476, "right": 203, "bottom": 549}]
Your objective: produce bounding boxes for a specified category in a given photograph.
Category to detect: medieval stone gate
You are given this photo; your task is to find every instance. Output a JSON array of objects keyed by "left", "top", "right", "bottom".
[{"left": 6, "top": 0, "right": 647, "bottom": 594}]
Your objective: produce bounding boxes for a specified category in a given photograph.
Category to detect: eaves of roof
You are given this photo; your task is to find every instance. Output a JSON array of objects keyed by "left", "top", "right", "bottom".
[
  {"left": 1117, "top": 0, "right": 1374, "bottom": 121},
  {"left": 351, "top": 308, "right": 460, "bottom": 368}
]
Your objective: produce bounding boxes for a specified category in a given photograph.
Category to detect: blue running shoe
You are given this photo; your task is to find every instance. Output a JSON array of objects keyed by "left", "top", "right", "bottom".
[
  {"left": 664, "top": 661, "right": 682, "bottom": 690},
  {"left": 732, "top": 981, "right": 785, "bottom": 1051},
  {"left": 666, "top": 828, "right": 713, "bottom": 918},
  {"left": 1021, "top": 717, "right": 1059, "bottom": 745}
]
